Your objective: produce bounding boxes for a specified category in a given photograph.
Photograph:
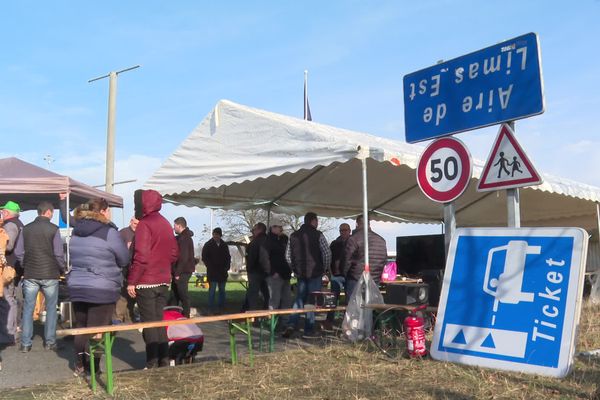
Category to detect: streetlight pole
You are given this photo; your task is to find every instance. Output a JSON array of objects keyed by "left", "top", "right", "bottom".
[{"left": 89, "top": 65, "right": 140, "bottom": 194}]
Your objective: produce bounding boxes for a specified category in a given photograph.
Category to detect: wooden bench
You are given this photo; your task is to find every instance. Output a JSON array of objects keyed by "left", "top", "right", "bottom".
[
  {"left": 56, "top": 306, "right": 346, "bottom": 395},
  {"left": 57, "top": 310, "right": 268, "bottom": 394}
]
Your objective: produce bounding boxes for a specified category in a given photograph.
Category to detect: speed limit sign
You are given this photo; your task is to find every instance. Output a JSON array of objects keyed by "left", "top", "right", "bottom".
[{"left": 416, "top": 137, "right": 472, "bottom": 203}]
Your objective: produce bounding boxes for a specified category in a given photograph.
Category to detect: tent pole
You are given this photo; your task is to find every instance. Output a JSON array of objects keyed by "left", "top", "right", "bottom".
[
  {"left": 360, "top": 149, "right": 370, "bottom": 272},
  {"left": 596, "top": 203, "right": 600, "bottom": 241},
  {"left": 66, "top": 193, "right": 70, "bottom": 270}
]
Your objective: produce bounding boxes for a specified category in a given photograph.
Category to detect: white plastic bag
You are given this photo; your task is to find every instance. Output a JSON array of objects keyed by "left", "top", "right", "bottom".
[{"left": 342, "top": 271, "right": 385, "bottom": 342}]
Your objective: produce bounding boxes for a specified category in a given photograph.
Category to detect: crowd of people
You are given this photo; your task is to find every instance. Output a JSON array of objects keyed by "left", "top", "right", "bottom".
[
  {"left": 244, "top": 211, "right": 387, "bottom": 339},
  {"left": 0, "top": 189, "right": 222, "bottom": 374},
  {"left": 0, "top": 193, "right": 387, "bottom": 374}
]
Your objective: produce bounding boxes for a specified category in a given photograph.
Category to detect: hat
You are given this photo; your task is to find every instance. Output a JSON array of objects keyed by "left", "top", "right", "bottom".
[
  {"left": 0, "top": 201, "right": 20, "bottom": 213},
  {"left": 270, "top": 217, "right": 284, "bottom": 227}
]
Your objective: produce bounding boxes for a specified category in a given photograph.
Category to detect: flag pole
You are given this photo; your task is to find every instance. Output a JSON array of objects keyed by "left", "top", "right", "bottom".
[{"left": 304, "top": 70, "right": 308, "bottom": 120}]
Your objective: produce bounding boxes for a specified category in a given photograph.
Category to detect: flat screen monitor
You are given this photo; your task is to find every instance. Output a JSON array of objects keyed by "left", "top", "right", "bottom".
[{"left": 396, "top": 234, "right": 445, "bottom": 275}]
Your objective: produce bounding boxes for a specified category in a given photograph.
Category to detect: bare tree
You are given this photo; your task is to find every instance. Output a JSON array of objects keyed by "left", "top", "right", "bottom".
[{"left": 214, "top": 209, "right": 337, "bottom": 240}]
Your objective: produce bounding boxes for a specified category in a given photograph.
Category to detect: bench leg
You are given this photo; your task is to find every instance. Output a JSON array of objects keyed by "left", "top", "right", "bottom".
[
  {"left": 88, "top": 332, "right": 115, "bottom": 395},
  {"left": 245, "top": 318, "right": 254, "bottom": 367},
  {"left": 228, "top": 319, "right": 255, "bottom": 367},
  {"left": 269, "top": 315, "right": 278, "bottom": 352},
  {"left": 89, "top": 343, "right": 98, "bottom": 392},
  {"left": 104, "top": 332, "right": 115, "bottom": 395},
  {"left": 228, "top": 320, "right": 238, "bottom": 365},
  {"left": 258, "top": 317, "right": 264, "bottom": 352}
]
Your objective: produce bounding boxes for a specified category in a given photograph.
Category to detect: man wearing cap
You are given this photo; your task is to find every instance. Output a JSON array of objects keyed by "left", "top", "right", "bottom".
[
  {"left": 323, "top": 222, "right": 352, "bottom": 331},
  {"left": 201, "top": 227, "right": 230, "bottom": 315},
  {"left": 264, "top": 218, "right": 292, "bottom": 324},
  {"left": 0, "top": 200, "right": 24, "bottom": 345},
  {"left": 14, "top": 201, "right": 65, "bottom": 352},
  {"left": 245, "top": 222, "right": 269, "bottom": 311}
]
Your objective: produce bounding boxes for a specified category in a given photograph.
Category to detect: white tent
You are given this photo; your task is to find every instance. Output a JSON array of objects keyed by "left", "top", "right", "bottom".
[{"left": 145, "top": 100, "right": 600, "bottom": 231}]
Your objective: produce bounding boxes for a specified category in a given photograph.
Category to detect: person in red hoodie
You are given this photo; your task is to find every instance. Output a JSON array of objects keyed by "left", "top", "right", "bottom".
[{"left": 127, "top": 189, "right": 179, "bottom": 369}]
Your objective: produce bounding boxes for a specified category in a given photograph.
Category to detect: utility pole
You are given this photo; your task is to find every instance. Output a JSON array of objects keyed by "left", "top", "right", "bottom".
[
  {"left": 89, "top": 65, "right": 140, "bottom": 193},
  {"left": 43, "top": 154, "right": 55, "bottom": 169}
]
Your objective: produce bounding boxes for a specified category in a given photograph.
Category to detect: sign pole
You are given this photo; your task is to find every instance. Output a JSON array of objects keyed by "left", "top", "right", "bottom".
[
  {"left": 506, "top": 121, "right": 521, "bottom": 228},
  {"left": 443, "top": 202, "right": 456, "bottom": 257}
]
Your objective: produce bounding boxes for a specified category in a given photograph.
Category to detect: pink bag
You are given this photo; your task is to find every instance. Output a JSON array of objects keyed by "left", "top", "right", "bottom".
[{"left": 381, "top": 261, "right": 397, "bottom": 282}]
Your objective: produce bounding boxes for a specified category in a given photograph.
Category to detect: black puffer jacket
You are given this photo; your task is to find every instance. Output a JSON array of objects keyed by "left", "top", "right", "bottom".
[{"left": 344, "top": 230, "right": 387, "bottom": 284}]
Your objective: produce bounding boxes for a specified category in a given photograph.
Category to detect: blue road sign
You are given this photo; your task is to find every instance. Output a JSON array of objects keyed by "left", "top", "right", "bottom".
[
  {"left": 431, "top": 228, "right": 588, "bottom": 378},
  {"left": 403, "top": 33, "right": 544, "bottom": 143}
]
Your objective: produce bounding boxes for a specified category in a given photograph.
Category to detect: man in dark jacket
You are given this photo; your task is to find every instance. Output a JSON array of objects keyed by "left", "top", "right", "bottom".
[
  {"left": 344, "top": 215, "right": 387, "bottom": 298},
  {"left": 324, "top": 222, "right": 352, "bottom": 328},
  {"left": 0, "top": 200, "right": 23, "bottom": 345},
  {"left": 127, "top": 189, "right": 179, "bottom": 369},
  {"left": 284, "top": 212, "right": 331, "bottom": 338},
  {"left": 201, "top": 227, "right": 230, "bottom": 315},
  {"left": 264, "top": 218, "right": 292, "bottom": 325},
  {"left": 245, "top": 223, "right": 269, "bottom": 311},
  {"left": 169, "top": 217, "right": 196, "bottom": 318},
  {"left": 15, "top": 201, "right": 65, "bottom": 352}
]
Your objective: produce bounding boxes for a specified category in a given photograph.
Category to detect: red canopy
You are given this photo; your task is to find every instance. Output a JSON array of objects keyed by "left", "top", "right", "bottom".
[{"left": 0, "top": 157, "right": 123, "bottom": 211}]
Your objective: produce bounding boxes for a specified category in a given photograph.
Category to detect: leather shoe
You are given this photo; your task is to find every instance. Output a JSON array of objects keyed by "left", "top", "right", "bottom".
[
  {"left": 20, "top": 344, "right": 32, "bottom": 353},
  {"left": 44, "top": 343, "right": 57, "bottom": 351}
]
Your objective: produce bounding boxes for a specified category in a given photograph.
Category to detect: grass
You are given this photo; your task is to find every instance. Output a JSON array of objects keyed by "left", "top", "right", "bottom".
[
  {"left": 187, "top": 281, "right": 248, "bottom": 314},
  {"left": 2, "top": 302, "right": 599, "bottom": 400}
]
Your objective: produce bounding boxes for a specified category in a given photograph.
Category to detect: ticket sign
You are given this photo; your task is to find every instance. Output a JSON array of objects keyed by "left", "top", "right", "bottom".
[
  {"left": 431, "top": 228, "right": 588, "bottom": 378},
  {"left": 403, "top": 32, "right": 544, "bottom": 143}
]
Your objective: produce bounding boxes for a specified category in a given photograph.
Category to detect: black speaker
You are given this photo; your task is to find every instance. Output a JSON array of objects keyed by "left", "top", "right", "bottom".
[
  {"left": 419, "top": 269, "right": 443, "bottom": 307},
  {"left": 384, "top": 282, "right": 429, "bottom": 306},
  {"left": 307, "top": 291, "right": 337, "bottom": 309}
]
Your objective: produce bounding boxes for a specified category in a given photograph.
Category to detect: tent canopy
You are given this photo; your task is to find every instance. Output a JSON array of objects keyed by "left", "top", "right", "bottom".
[
  {"left": 145, "top": 100, "right": 600, "bottom": 231},
  {"left": 0, "top": 157, "right": 123, "bottom": 210}
]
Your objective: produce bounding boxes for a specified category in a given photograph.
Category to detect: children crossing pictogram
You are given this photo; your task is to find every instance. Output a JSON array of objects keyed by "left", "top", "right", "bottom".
[
  {"left": 477, "top": 124, "right": 542, "bottom": 192},
  {"left": 494, "top": 152, "right": 511, "bottom": 178}
]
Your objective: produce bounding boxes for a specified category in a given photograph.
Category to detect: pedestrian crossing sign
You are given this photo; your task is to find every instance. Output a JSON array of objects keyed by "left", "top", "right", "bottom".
[{"left": 477, "top": 123, "right": 542, "bottom": 191}]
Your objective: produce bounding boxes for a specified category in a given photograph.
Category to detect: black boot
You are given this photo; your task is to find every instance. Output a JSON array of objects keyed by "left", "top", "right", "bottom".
[
  {"left": 145, "top": 343, "right": 159, "bottom": 369},
  {"left": 92, "top": 356, "right": 101, "bottom": 377},
  {"left": 73, "top": 353, "right": 86, "bottom": 377},
  {"left": 158, "top": 342, "right": 170, "bottom": 367}
]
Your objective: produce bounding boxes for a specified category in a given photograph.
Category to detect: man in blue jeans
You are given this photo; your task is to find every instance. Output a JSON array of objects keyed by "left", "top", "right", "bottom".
[
  {"left": 15, "top": 201, "right": 65, "bottom": 352},
  {"left": 324, "top": 223, "right": 351, "bottom": 330},
  {"left": 284, "top": 212, "right": 331, "bottom": 339}
]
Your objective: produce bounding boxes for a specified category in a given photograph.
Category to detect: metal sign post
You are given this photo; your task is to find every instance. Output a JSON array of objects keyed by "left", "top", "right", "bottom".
[
  {"left": 506, "top": 121, "right": 520, "bottom": 228},
  {"left": 443, "top": 202, "right": 456, "bottom": 257}
]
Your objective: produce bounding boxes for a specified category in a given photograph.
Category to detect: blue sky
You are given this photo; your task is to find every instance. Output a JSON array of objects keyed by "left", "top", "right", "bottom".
[{"left": 1, "top": 1, "right": 599, "bottom": 246}]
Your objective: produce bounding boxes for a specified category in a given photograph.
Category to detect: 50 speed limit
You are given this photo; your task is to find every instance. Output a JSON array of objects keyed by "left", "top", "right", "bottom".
[{"left": 417, "top": 137, "right": 472, "bottom": 203}]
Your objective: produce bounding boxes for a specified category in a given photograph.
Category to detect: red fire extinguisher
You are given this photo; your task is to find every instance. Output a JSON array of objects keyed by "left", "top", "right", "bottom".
[{"left": 404, "top": 304, "right": 428, "bottom": 357}]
